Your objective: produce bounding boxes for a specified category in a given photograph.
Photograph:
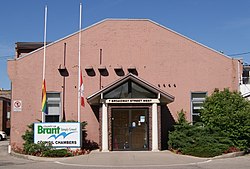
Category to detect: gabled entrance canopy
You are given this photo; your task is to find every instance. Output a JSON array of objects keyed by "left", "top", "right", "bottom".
[
  {"left": 87, "top": 73, "right": 174, "bottom": 105},
  {"left": 87, "top": 73, "right": 174, "bottom": 152}
]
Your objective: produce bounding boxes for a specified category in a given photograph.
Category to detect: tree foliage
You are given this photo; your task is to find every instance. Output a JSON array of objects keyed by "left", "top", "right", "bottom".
[
  {"left": 168, "top": 89, "right": 250, "bottom": 157},
  {"left": 201, "top": 89, "right": 250, "bottom": 149},
  {"left": 168, "top": 110, "right": 232, "bottom": 157}
]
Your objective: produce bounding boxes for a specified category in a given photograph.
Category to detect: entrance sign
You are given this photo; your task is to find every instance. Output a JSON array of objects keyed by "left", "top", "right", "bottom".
[
  {"left": 34, "top": 122, "right": 82, "bottom": 148},
  {"left": 106, "top": 99, "right": 160, "bottom": 104},
  {"left": 13, "top": 100, "right": 22, "bottom": 112}
]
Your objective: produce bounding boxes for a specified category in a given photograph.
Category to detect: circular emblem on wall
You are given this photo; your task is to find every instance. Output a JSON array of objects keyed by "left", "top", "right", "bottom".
[{"left": 13, "top": 100, "right": 22, "bottom": 112}]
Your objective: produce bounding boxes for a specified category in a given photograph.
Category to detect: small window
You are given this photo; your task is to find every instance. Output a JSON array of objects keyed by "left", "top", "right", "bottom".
[
  {"left": 45, "top": 115, "right": 60, "bottom": 122},
  {"left": 243, "top": 69, "right": 250, "bottom": 84},
  {"left": 45, "top": 93, "right": 61, "bottom": 122},
  {"left": 191, "top": 92, "right": 206, "bottom": 124}
]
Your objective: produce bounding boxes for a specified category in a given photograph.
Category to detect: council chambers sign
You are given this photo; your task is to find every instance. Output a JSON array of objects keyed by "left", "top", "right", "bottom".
[{"left": 34, "top": 122, "right": 82, "bottom": 148}]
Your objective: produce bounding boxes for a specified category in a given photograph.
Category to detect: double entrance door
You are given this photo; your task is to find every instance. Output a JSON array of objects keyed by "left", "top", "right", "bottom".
[{"left": 112, "top": 108, "right": 148, "bottom": 151}]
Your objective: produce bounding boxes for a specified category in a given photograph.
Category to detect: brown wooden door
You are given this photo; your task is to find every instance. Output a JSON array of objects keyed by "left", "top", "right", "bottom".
[{"left": 112, "top": 108, "right": 148, "bottom": 151}]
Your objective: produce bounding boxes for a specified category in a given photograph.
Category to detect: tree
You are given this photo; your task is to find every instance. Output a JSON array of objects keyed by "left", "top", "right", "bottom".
[
  {"left": 168, "top": 110, "right": 232, "bottom": 157},
  {"left": 201, "top": 89, "right": 250, "bottom": 149}
]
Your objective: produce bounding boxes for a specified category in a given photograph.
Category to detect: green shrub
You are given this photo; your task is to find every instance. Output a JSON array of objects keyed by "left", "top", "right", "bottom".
[
  {"left": 181, "top": 130, "right": 233, "bottom": 157},
  {"left": 182, "top": 143, "right": 228, "bottom": 157},
  {"left": 43, "top": 149, "right": 72, "bottom": 157},
  {"left": 169, "top": 89, "right": 250, "bottom": 157},
  {"left": 22, "top": 123, "right": 36, "bottom": 153},
  {"left": 168, "top": 110, "right": 233, "bottom": 157},
  {"left": 168, "top": 110, "right": 194, "bottom": 150},
  {"left": 22, "top": 123, "right": 34, "bottom": 145},
  {"left": 201, "top": 89, "right": 250, "bottom": 149},
  {"left": 24, "top": 142, "right": 52, "bottom": 156}
]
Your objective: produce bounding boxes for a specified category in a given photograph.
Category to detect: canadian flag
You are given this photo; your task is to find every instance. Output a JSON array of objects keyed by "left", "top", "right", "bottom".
[{"left": 80, "top": 71, "right": 84, "bottom": 107}]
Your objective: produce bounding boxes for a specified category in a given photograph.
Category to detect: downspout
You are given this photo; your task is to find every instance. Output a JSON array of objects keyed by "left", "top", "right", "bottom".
[{"left": 237, "top": 58, "right": 243, "bottom": 91}]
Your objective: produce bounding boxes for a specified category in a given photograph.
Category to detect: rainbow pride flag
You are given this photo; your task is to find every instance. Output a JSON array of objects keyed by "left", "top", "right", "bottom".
[{"left": 42, "top": 79, "right": 48, "bottom": 114}]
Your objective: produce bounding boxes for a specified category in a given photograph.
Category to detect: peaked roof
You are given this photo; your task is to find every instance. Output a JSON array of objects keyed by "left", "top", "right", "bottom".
[
  {"left": 13, "top": 18, "right": 234, "bottom": 61},
  {"left": 87, "top": 73, "right": 174, "bottom": 105}
]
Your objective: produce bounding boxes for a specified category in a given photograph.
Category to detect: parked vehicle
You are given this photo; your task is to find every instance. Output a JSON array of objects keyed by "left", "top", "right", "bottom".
[{"left": 0, "top": 131, "right": 6, "bottom": 141}]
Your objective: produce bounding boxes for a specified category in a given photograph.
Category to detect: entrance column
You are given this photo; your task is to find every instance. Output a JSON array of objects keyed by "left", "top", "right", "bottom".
[
  {"left": 102, "top": 102, "right": 109, "bottom": 152},
  {"left": 152, "top": 103, "right": 159, "bottom": 151}
]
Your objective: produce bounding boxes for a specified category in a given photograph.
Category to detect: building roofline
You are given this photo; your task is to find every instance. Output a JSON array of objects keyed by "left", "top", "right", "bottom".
[
  {"left": 13, "top": 19, "right": 110, "bottom": 61},
  {"left": 13, "top": 18, "right": 235, "bottom": 61}
]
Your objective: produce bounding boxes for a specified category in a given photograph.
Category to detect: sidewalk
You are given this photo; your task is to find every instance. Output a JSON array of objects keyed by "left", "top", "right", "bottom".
[
  {"left": 11, "top": 149, "right": 247, "bottom": 167},
  {"left": 50, "top": 150, "right": 210, "bottom": 167}
]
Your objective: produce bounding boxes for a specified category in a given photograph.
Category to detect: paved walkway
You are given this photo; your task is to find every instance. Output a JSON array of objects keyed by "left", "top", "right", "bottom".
[
  {"left": 4, "top": 137, "right": 247, "bottom": 168},
  {"left": 51, "top": 150, "right": 211, "bottom": 167},
  {"left": 11, "top": 149, "right": 248, "bottom": 167},
  {"left": 2, "top": 140, "right": 213, "bottom": 167}
]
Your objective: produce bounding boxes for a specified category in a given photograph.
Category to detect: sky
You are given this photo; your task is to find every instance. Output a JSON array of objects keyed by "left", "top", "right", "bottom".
[{"left": 1, "top": 0, "right": 250, "bottom": 90}]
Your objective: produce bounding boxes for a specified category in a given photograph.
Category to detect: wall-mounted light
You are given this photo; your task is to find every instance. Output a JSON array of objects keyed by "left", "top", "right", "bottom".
[
  {"left": 58, "top": 64, "right": 69, "bottom": 77},
  {"left": 98, "top": 65, "right": 108, "bottom": 76},
  {"left": 114, "top": 65, "right": 124, "bottom": 76},
  {"left": 128, "top": 65, "right": 138, "bottom": 75},
  {"left": 85, "top": 65, "right": 95, "bottom": 76}
]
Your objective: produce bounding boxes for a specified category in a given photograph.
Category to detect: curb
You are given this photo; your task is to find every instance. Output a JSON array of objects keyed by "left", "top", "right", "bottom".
[
  {"left": 10, "top": 151, "right": 75, "bottom": 162},
  {"left": 212, "top": 151, "right": 247, "bottom": 160},
  {"left": 167, "top": 149, "right": 248, "bottom": 160}
]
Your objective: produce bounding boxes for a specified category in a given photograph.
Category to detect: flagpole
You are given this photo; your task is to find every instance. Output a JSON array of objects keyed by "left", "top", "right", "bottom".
[
  {"left": 42, "top": 5, "right": 48, "bottom": 122},
  {"left": 78, "top": 3, "right": 82, "bottom": 122},
  {"left": 43, "top": 6, "right": 47, "bottom": 80}
]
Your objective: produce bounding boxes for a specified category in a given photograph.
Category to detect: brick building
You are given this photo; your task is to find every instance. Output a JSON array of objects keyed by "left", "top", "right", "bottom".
[
  {"left": 8, "top": 19, "right": 241, "bottom": 151},
  {"left": 0, "top": 89, "right": 11, "bottom": 135}
]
